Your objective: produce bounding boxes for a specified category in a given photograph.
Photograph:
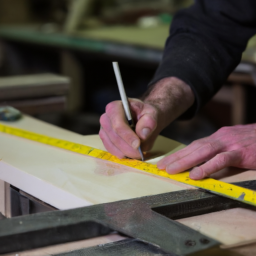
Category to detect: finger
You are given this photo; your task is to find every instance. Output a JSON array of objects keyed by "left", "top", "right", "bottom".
[
  {"left": 99, "top": 128, "right": 124, "bottom": 159},
  {"left": 122, "top": 98, "right": 156, "bottom": 145},
  {"left": 157, "top": 137, "right": 210, "bottom": 169},
  {"left": 129, "top": 100, "right": 160, "bottom": 151},
  {"left": 189, "top": 151, "right": 241, "bottom": 180},
  {"left": 105, "top": 101, "right": 140, "bottom": 149},
  {"left": 135, "top": 111, "right": 157, "bottom": 141},
  {"left": 100, "top": 113, "right": 141, "bottom": 159},
  {"left": 160, "top": 141, "right": 221, "bottom": 174}
]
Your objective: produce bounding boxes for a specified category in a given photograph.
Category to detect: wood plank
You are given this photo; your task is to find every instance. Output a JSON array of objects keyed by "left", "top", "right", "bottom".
[
  {"left": 0, "top": 115, "right": 190, "bottom": 210},
  {"left": 178, "top": 206, "right": 256, "bottom": 246},
  {"left": 0, "top": 74, "right": 69, "bottom": 100},
  {"left": 0, "top": 96, "right": 67, "bottom": 115}
]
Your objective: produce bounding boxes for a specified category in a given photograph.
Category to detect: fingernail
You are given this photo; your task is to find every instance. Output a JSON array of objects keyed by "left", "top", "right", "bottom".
[
  {"left": 190, "top": 168, "right": 202, "bottom": 180},
  {"left": 166, "top": 163, "right": 180, "bottom": 173},
  {"left": 132, "top": 139, "right": 140, "bottom": 149},
  {"left": 142, "top": 128, "right": 151, "bottom": 139}
]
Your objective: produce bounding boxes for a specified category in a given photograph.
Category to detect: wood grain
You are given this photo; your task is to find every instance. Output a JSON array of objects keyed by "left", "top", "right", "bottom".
[{"left": 0, "top": 115, "right": 191, "bottom": 210}]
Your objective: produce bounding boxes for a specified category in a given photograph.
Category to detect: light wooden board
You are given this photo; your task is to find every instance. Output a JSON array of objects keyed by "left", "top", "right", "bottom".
[
  {"left": 0, "top": 115, "right": 190, "bottom": 210},
  {"left": 2, "top": 234, "right": 126, "bottom": 256},
  {"left": 178, "top": 207, "right": 256, "bottom": 246},
  {"left": 1, "top": 115, "right": 256, "bottom": 247}
]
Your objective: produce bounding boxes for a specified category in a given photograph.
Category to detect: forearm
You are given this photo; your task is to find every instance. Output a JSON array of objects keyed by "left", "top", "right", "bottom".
[
  {"left": 151, "top": 0, "right": 256, "bottom": 119},
  {"left": 141, "top": 77, "right": 194, "bottom": 130}
]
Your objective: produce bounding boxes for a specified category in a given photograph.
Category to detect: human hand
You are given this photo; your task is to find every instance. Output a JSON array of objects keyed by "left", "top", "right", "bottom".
[
  {"left": 99, "top": 98, "right": 163, "bottom": 159},
  {"left": 99, "top": 77, "right": 194, "bottom": 159},
  {"left": 157, "top": 124, "right": 256, "bottom": 180}
]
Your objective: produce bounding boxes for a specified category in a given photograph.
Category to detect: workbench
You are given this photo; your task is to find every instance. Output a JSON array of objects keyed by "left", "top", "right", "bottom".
[{"left": 0, "top": 115, "right": 256, "bottom": 255}]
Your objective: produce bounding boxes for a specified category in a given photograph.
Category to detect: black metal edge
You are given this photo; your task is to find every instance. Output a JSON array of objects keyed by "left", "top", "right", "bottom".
[
  {"left": 0, "top": 180, "right": 255, "bottom": 255},
  {"left": 53, "top": 238, "right": 171, "bottom": 256}
]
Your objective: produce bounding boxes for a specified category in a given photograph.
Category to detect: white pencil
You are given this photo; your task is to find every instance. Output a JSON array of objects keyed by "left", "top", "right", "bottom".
[{"left": 112, "top": 62, "right": 144, "bottom": 161}]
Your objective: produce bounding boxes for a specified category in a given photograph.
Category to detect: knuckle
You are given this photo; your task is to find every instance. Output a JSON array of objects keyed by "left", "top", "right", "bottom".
[
  {"left": 229, "top": 143, "right": 240, "bottom": 151},
  {"left": 130, "top": 99, "right": 143, "bottom": 110},
  {"left": 99, "top": 114, "right": 105, "bottom": 124},
  {"left": 99, "top": 129, "right": 104, "bottom": 139},
  {"left": 112, "top": 122, "right": 123, "bottom": 134},
  {"left": 105, "top": 103, "right": 114, "bottom": 114},
  {"left": 110, "top": 136, "right": 120, "bottom": 147},
  {"left": 190, "top": 140, "right": 197, "bottom": 146},
  {"left": 217, "top": 126, "right": 230, "bottom": 134},
  {"left": 204, "top": 142, "right": 216, "bottom": 153},
  {"left": 149, "top": 106, "right": 158, "bottom": 116},
  {"left": 149, "top": 107, "right": 160, "bottom": 122},
  {"left": 105, "top": 101, "right": 116, "bottom": 114},
  {"left": 190, "top": 138, "right": 204, "bottom": 146},
  {"left": 143, "top": 114, "right": 157, "bottom": 129},
  {"left": 99, "top": 113, "right": 108, "bottom": 126},
  {"left": 197, "top": 165, "right": 207, "bottom": 177},
  {"left": 215, "top": 153, "right": 229, "bottom": 167}
]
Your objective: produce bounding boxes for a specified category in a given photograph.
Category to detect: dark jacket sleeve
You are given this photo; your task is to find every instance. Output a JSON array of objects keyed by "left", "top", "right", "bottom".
[{"left": 149, "top": 0, "right": 256, "bottom": 119}]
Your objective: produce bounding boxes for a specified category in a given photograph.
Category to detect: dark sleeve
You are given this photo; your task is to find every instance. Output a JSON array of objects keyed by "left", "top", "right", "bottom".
[{"left": 149, "top": 0, "right": 256, "bottom": 119}]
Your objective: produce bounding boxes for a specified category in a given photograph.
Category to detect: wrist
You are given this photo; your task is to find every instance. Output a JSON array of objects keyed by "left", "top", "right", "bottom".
[{"left": 141, "top": 77, "right": 195, "bottom": 129}]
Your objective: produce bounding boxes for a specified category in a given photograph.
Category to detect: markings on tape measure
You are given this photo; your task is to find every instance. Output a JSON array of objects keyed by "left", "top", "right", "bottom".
[{"left": 0, "top": 123, "right": 256, "bottom": 206}]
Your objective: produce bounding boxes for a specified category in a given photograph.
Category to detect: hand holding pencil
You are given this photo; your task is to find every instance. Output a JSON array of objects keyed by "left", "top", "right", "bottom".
[
  {"left": 99, "top": 63, "right": 162, "bottom": 160},
  {"left": 112, "top": 62, "right": 144, "bottom": 161}
]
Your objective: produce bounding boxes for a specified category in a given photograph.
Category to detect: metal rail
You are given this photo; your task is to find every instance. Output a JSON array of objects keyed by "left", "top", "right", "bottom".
[{"left": 0, "top": 180, "right": 255, "bottom": 255}]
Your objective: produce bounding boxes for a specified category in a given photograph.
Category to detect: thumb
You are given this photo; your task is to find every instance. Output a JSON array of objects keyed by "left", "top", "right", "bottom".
[{"left": 135, "top": 107, "right": 158, "bottom": 141}]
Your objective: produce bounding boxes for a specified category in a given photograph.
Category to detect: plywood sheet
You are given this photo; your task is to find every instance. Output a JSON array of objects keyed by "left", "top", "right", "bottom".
[{"left": 0, "top": 115, "right": 190, "bottom": 210}]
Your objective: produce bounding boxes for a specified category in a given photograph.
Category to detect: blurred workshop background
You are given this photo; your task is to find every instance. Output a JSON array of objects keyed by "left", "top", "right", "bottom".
[{"left": 1, "top": 0, "right": 256, "bottom": 145}]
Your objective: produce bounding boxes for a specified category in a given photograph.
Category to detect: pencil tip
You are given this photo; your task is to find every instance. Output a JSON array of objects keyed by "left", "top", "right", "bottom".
[{"left": 138, "top": 146, "right": 144, "bottom": 161}]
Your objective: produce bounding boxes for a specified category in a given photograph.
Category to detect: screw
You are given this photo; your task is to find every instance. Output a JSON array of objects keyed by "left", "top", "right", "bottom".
[
  {"left": 200, "top": 238, "right": 210, "bottom": 244},
  {"left": 185, "top": 240, "right": 196, "bottom": 247}
]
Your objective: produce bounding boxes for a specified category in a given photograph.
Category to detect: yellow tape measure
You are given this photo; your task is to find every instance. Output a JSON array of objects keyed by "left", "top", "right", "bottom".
[{"left": 0, "top": 123, "right": 256, "bottom": 206}]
